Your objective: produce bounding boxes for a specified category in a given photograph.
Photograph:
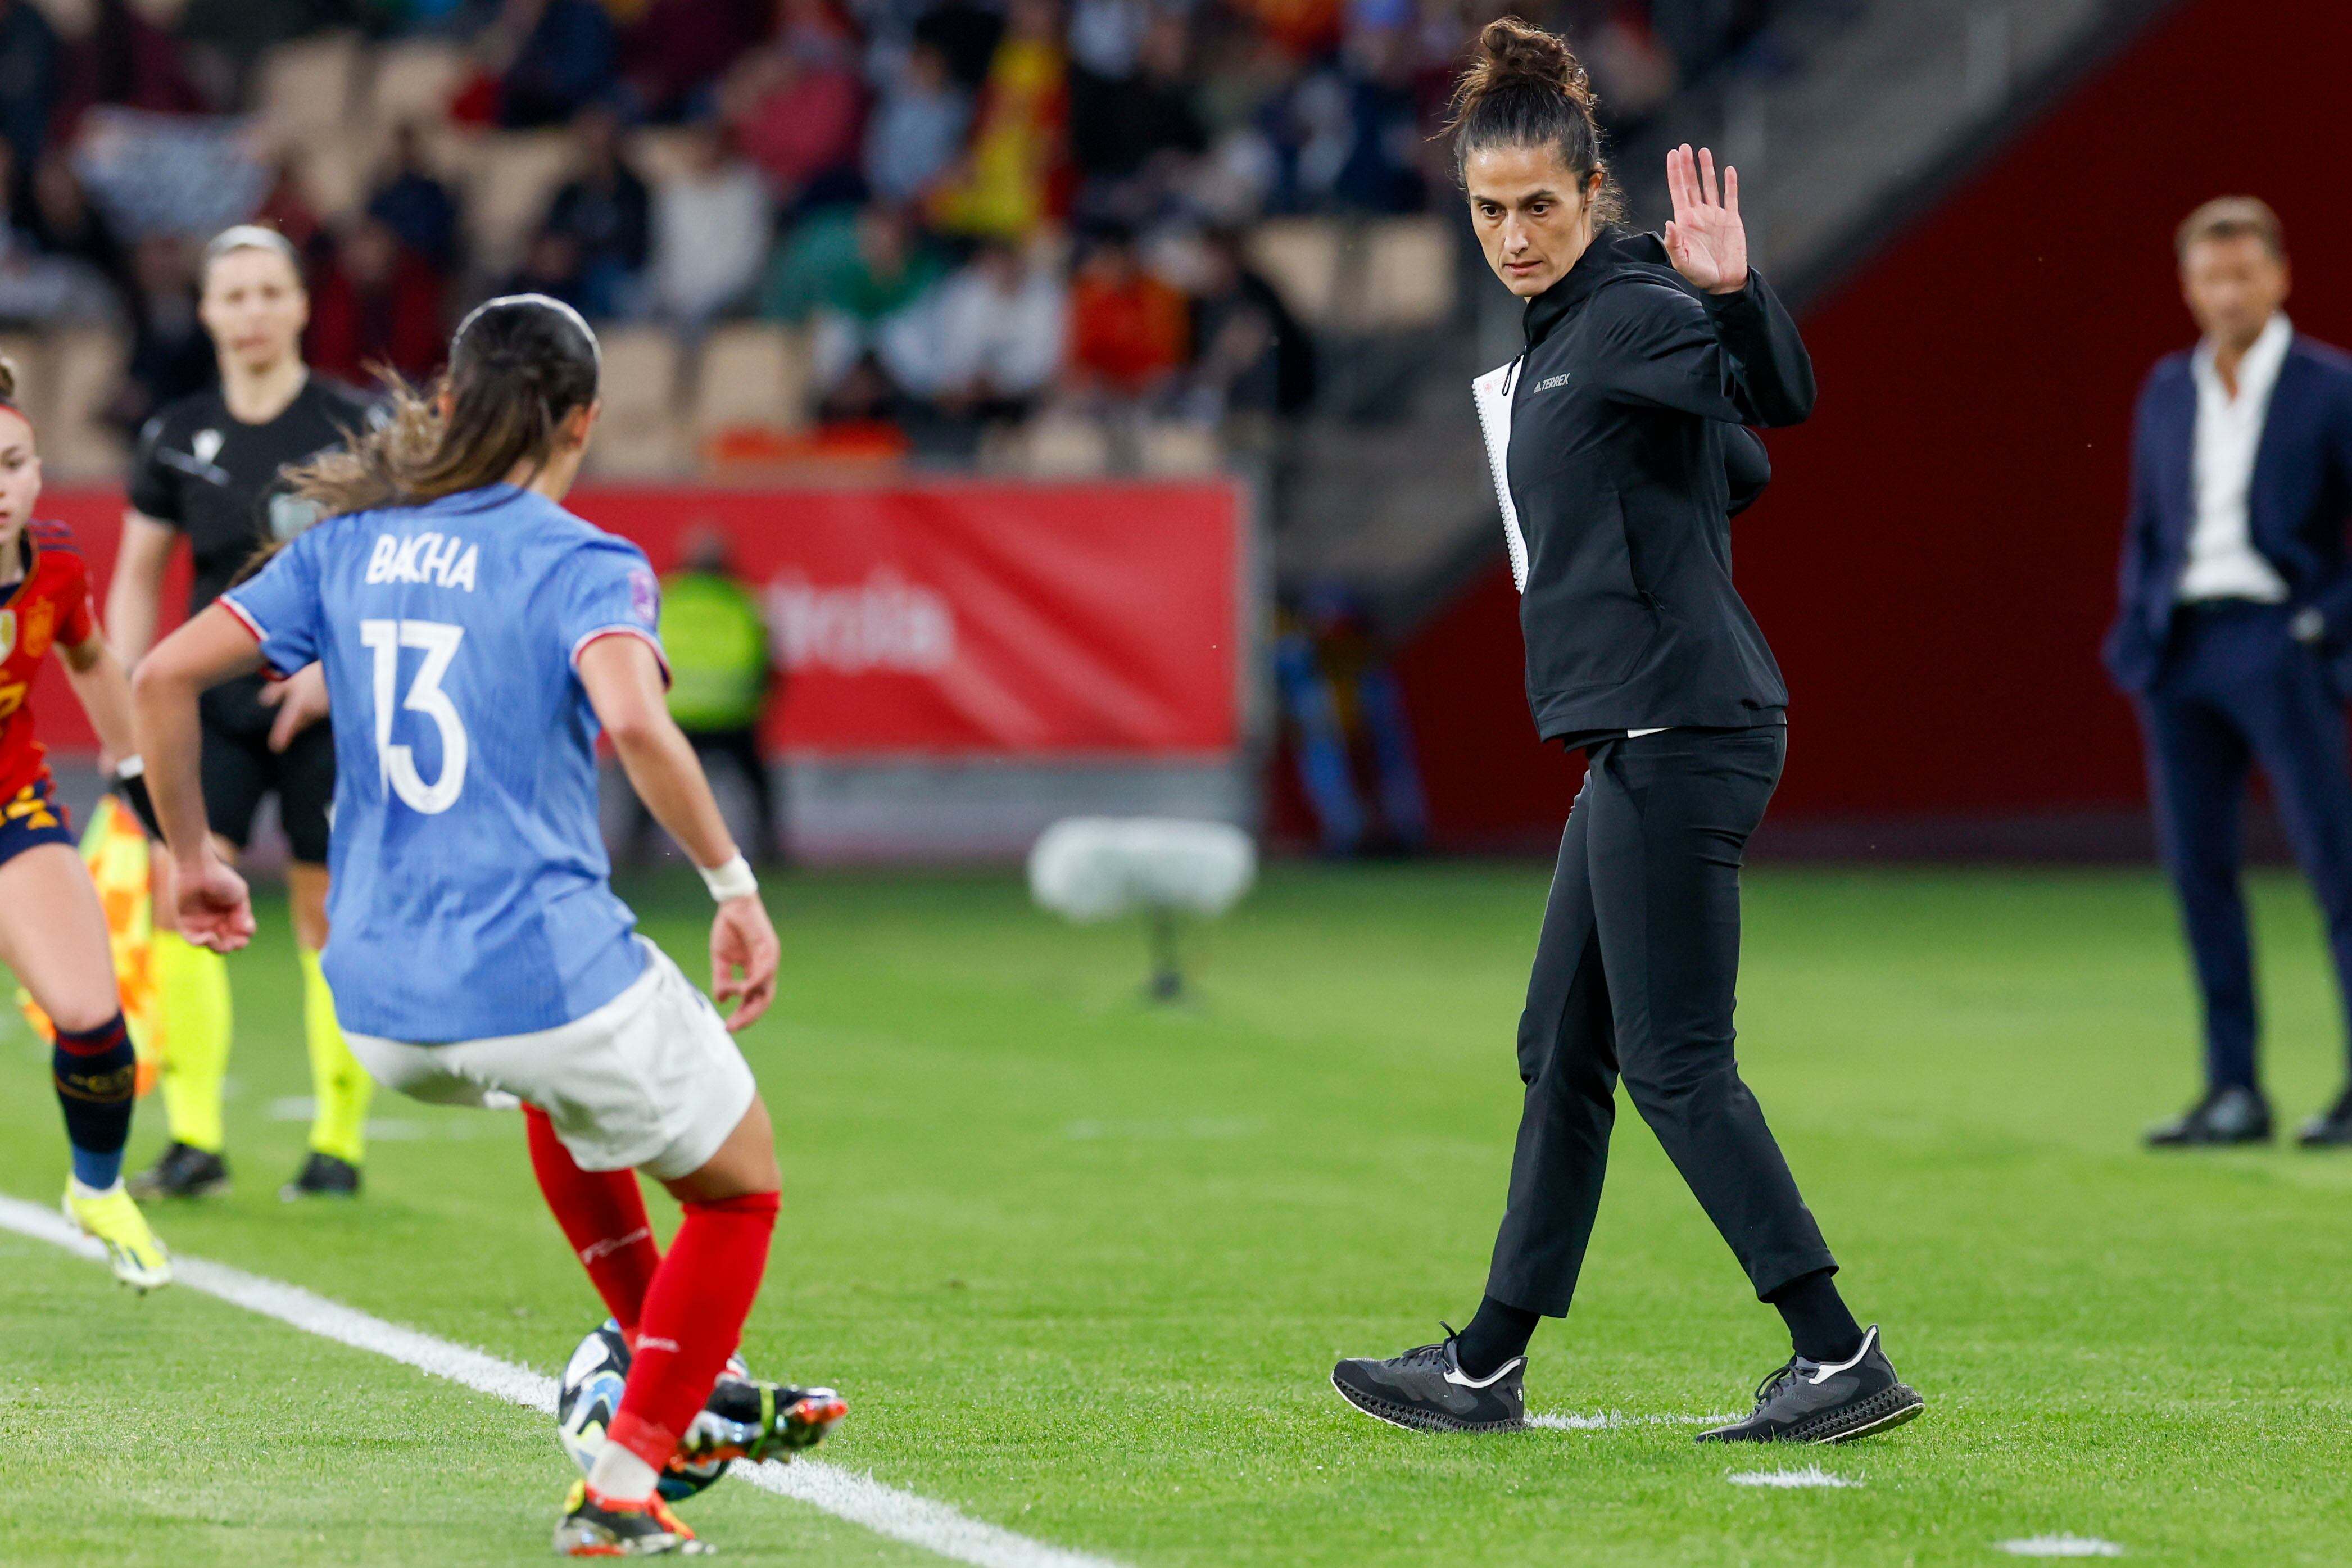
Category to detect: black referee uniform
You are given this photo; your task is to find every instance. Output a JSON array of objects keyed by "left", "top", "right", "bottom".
[
  {"left": 127, "top": 377, "right": 373, "bottom": 862},
  {"left": 1474, "top": 229, "right": 1833, "bottom": 1316}
]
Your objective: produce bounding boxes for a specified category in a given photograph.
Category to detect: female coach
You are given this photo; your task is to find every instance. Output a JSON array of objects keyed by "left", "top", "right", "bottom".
[{"left": 1329, "top": 20, "right": 1922, "bottom": 1444}]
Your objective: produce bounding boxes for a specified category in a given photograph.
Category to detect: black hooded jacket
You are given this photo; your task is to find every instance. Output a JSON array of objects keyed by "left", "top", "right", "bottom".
[{"left": 1473, "top": 228, "right": 1815, "bottom": 742}]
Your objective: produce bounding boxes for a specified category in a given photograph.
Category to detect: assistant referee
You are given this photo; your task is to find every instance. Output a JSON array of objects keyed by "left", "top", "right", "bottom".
[
  {"left": 1330, "top": 20, "right": 1920, "bottom": 1444},
  {"left": 108, "top": 226, "right": 378, "bottom": 1202}
]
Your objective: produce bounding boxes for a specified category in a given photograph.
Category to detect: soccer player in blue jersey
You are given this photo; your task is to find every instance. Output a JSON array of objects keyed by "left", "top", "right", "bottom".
[{"left": 131, "top": 296, "right": 844, "bottom": 1557}]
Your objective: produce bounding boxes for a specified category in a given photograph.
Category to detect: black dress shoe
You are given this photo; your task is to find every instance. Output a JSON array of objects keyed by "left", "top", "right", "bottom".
[
  {"left": 2298, "top": 1086, "right": 2352, "bottom": 1148},
  {"left": 126, "top": 1141, "right": 230, "bottom": 1199},
  {"left": 281, "top": 1151, "right": 362, "bottom": 1200},
  {"left": 2146, "top": 1086, "right": 2272, "bottom": 1147}
]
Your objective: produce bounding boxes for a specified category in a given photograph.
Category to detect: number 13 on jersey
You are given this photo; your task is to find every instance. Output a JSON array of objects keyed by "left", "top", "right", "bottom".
[{"left": 361, "top": 619, "right": 468, "bottom": 814}]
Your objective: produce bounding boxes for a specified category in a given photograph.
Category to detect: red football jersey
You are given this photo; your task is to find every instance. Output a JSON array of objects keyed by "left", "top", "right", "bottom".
[{"left": 0, "top": 520, "right": 97, "bottom": 801}]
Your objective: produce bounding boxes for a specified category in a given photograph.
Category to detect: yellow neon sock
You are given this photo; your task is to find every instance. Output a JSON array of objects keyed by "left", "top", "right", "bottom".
[
  {"left": 302, "top": 949, "right": 371, "bottom": 1166},
  {"left": 153, "top": 932, "right": 232, "bottom": 1155}
]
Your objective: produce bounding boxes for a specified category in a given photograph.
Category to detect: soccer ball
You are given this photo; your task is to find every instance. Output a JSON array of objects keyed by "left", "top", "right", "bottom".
[{"left": 555, "top": 1319, "right": 752, "bottom": 1503}]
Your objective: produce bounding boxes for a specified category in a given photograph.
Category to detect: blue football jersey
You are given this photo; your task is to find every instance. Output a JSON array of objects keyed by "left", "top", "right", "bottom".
[{"left": 220, "top": 483, "right": 668, "bottom": 1042}]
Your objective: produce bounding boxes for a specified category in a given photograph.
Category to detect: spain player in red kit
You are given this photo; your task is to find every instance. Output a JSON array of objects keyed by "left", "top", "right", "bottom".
[{"left": 0, "top": 356, "right": 172, "bottom": 1289}]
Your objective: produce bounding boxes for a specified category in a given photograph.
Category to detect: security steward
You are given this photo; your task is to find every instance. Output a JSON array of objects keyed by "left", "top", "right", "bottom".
[{"left": 631, "top": 527, "right": 782, "bottom": 864}]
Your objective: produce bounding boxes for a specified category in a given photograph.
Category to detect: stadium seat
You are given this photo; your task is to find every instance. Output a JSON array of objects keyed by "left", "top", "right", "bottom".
[
  {"left": 626, "top": 128, "right": 704, "bottom": 191},
  {"left": 255, "top": 32, "right": 365, "bottom": 146},
  {"left": 40, "top": 329, "right": 129, "bottom": 479},
  {"left": 1353, "top": 216, "right": 1456, "bottom": 332},
  {"left": 1136, "top": 421, "right": 1222, "bottom": 476},
  {"left": 586, "top": 328, "right": 686, "bottom": 476},
  {"left": 1016, "top": 413, "right": 1113, "bottom": 478},
  {"left": 368, "top": 39, "right": 473, "bottom": 130},
  {"left": 690, "top": 324, "right": 814, "bottom": 446},
  {"left": 461, "top": 132, "right": 579, "bottom": 278},
  {"left": 294, "top": 132, "right": 377, "bottom": 223},
  {"left": 1246, "top": 218, "right": 1343, "bottom": 330}
]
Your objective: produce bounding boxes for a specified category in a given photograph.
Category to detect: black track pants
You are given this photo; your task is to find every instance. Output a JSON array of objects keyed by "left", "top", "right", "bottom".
[{"left": 1484, "top": 725, "right": 1836, "bottom": 1316}]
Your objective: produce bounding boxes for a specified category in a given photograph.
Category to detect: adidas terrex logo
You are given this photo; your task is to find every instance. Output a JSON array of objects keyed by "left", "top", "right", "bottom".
[{"left": 1530, "top": 374, "right": 1574, "bottom": 392}]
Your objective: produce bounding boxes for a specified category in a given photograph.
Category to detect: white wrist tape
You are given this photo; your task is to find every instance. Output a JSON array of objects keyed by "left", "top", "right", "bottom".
[
  {"left": 698, "top": 852, "right": 758, "bottom": 903},
  {"left": 115, "top": 755, "right": 145, "bottom": 780}
]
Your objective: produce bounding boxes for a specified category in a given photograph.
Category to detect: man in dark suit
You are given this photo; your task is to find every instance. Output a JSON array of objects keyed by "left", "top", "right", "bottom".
[{"left": 2106, "top": 197, "right": 2352, "bottom": 1148}]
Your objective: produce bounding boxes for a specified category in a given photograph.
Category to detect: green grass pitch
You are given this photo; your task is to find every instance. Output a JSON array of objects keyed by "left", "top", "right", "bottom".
[{"left": 2, "top": 863, "right": 2348, "bottom": 1566}]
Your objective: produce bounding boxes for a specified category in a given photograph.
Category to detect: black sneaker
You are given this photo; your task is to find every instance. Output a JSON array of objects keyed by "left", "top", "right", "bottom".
[
  {"left": 126, "top": 1141, "right": 230, "bottom": 1200},
  {"left": 2146, "top": 1086, "right": 2272, "bottom": 1146},
  {"left": 552, "top": 1480, "right": 712, "bottom": 1556},
  {"left": 2299, "top": 1086, "right": 2352, "bottom": 1148},
  {"left": 1331, "top": 1329, "right": 1526, "bottom": 1433},
  {"left": 280, "top": 1151, "right": 362, "bottom": 1201},
  {"left": 1696, "top": 1325, "right": 1923, "bottom": 1444}
]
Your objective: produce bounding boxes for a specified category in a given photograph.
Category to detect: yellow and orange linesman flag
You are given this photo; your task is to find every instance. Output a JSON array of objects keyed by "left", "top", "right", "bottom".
[{"left": 18, "top": 794, "right": 160, "bottom": 1094}]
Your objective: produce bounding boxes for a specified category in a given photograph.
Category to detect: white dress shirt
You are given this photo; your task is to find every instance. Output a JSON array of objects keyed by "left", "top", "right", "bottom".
[{"left": 2177, "top": 311, "right": 2294, "bottom": 604}]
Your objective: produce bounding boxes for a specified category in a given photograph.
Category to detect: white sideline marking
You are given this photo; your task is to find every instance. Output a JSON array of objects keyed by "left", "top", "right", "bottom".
[
  {"left": 1528, "top": 1411, "right": 1739, "bottom": 1430},
  {"left": 1725, "top": 1465, "right": 1861, "bottom": 1489},
  {"left": 1997, "top": 1538, "right": 2126, "bottom": 1558},
  {"left": 0, "top": 1194, "right": 1122, "bottom": 1568}
]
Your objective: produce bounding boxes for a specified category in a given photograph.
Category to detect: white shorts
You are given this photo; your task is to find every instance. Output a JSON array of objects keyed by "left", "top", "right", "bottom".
[{"left": 345, "top": 938, "right": 757, "bottom": 1180}]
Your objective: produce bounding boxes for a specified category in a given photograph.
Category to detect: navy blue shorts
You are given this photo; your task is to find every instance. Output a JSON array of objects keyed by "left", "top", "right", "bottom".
[{"left": 0, "top": 776, "right": 76, "bottom": 869}]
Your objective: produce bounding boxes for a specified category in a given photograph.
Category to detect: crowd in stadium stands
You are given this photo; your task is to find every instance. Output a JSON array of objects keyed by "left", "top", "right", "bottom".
[{"left": 0, "top": 0, "right": 1791, "bottom": 468}]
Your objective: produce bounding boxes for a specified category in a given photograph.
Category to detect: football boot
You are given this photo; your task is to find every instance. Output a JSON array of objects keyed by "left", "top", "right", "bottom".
[
  {"left": 552, "top": 1480, "right": 712, "bottom": 1556},
  {"left": 62, "top": 1182, "right": 173, "bottom": 1292}
]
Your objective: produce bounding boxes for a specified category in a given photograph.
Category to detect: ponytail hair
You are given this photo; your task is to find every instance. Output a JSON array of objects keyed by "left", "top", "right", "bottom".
[
  {"left": 1445, "top": 17, "right": 1622, "bottom": 225},
  {"left": 0, "top": 354, "right": 19, "bottom": 409},
  {"left": 288, "top": 294, "right": 602, "bottom": 520}
]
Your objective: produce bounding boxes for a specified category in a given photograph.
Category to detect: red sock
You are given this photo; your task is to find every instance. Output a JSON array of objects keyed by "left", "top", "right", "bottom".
[
  {"left": 525, "top": 1106, "right": 663, "bottom": 1340},
  {"left": 606, "top": 1191, "right": 778, "bottom": 1471}
]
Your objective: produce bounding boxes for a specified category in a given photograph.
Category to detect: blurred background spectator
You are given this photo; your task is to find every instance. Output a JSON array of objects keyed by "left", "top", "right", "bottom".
[
  {"left": 308, "top": 215, "right": 446, "bottom": 384},
  {"left": 649, "top": 121, "right": 771, "bottom": 326},
  {"left": 863, "top": 37, "right": 968, "bottom": 205},
  {"left": 889, "top": 237, "right": 1064, "bottom": 435},
  {"left": 0, "top": 139, "right": 117, "bottom": 325},
  {"left": 1063, "top": 220, "right": 1186, "bottom": 415},
  {"left": 536, "top": 105, "right": 651, "bottom": 318},
  {"left": 809, "top": 203, "right": 946, "bottom": 413},
  {"left": 112, "top": 232, "right": 211, "bottom": 430},
  {"left": 366, "top": 123, "right": 463, "bottom": 278},
  {"left": 0, "top": 0, "right": 1800, "bottom": 480},
  {"left": 620, "top": 0, "right": 764, "bottom": 124},
  {"left": 490, "top": 0, "right": 618, "bottom": 129},
  {"left": 719, "top": 0, "right": 866, "bottom": 202},
  {"left": 631, "top": 525, "right": 785, "bottom": 864},
  {"left": 0, "top": 0, "right": 60, "bottom": 180}
]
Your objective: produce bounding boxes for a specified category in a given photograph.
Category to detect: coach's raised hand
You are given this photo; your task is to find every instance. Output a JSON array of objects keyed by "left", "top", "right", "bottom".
[{"left": 1662, "top": 143, "right": 1748, "bottom": 295}]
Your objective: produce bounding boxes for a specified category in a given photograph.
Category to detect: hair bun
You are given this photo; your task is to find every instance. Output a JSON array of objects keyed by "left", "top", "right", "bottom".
[
  {"left": 0, "top": 355, "right": 16, "bottom": 407},
  {"left": 1471, "top": 17, "right": 1592, "bottom": 106}
]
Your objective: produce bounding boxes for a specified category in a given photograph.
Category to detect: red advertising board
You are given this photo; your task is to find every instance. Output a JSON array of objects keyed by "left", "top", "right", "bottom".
[{"left": 23, "top": 481, "right": 1244, "bottom": 762}]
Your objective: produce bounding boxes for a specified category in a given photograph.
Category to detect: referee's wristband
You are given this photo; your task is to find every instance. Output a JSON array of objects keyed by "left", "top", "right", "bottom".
[{"left": 697, "top": 852, "right": 759, "bottom": 903}]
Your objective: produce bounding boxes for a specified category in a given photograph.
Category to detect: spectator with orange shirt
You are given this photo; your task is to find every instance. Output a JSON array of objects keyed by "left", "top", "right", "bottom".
[{"left": 1063, "top": 220, "right": 1187, "bottom": 409}]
